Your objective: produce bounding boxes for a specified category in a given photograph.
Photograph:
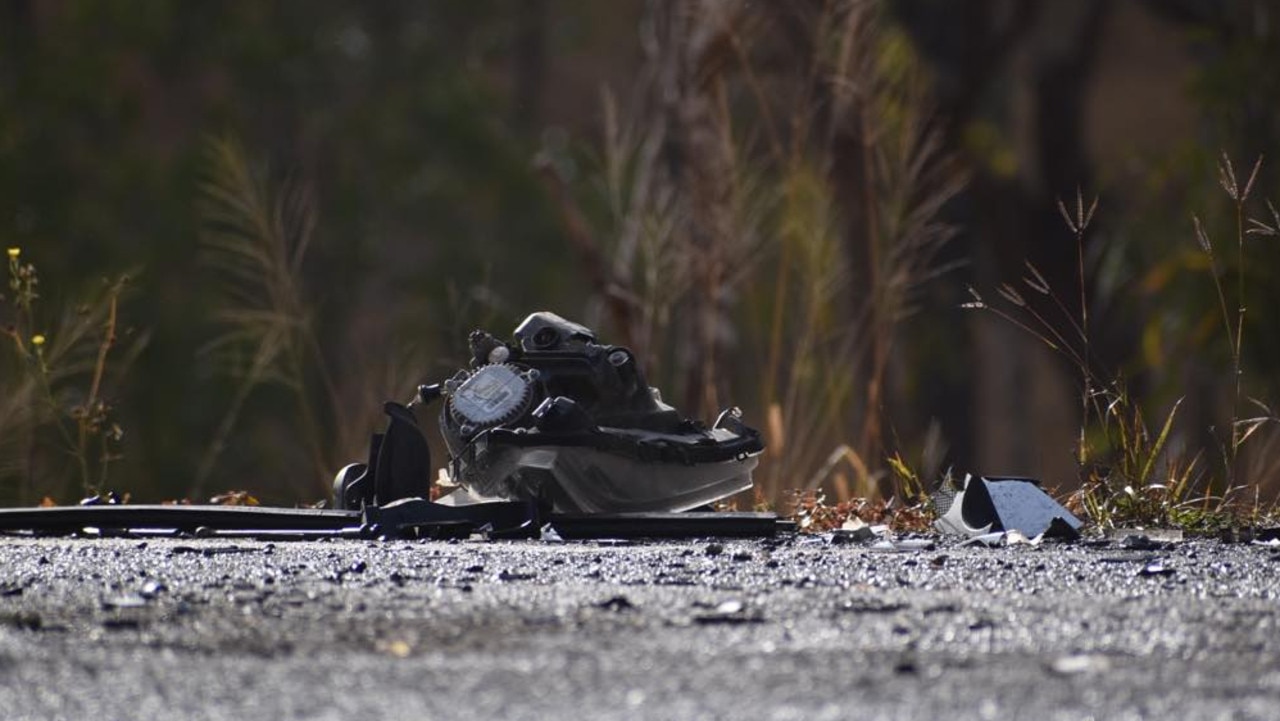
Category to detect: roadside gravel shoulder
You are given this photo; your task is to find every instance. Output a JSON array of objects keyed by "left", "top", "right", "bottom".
[{"left": 2, "top": 536, "right": 1279, "bottom": 720}]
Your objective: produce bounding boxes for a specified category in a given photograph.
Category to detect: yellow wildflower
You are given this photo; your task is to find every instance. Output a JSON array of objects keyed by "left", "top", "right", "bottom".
[
  {"left": 5, "top": 247, "right": 18, "bottom": 259},
  {"left": 31, "top": 334, "right": 45, "bottom": 346}
]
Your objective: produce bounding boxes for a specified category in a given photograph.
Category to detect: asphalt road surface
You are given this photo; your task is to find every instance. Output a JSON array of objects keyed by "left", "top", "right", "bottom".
[{"left": 2, "top": 533, "right": 1279, "bottom": 720}]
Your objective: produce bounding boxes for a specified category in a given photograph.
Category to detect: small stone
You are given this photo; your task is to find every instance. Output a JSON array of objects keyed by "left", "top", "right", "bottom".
[
  {"left": 140, "top": 581, "right": 166, "bottom": 598},
  {"left": 102, "top": 595, "right": 147, "bottom": 610},
  {"left": 714, "top": 599, "right": 744, "bottom": 615},
  {"left": 893, "top": 659, "right": 919, "bottom": 675},
  {"left": 1050, "top": 654, "right": 1111, "bottom": 675},
  {"left": 595, "top": 596, "right": 635, "bottom": 612}
]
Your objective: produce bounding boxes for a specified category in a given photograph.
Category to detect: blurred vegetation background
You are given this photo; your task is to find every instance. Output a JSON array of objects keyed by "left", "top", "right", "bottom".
[{"left": 3, "top": 0, "right": 1280, "bottom": 511}]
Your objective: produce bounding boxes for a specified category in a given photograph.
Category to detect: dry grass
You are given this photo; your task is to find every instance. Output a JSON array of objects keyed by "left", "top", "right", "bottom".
[
  {"left": 193, "top": 135, "right": 331, "bottom": 499},
  {"left": 969, "top": 155, "right": 1280, "bottom": 530},
  {"left": 195, "top": 136, "right": 431, "bottom": 502},
  {"left": 551, "top": 0, "right": 964, "bottom": 510},
  {"left": 786, "top": 488, "right": 936, "bottom": 534}
]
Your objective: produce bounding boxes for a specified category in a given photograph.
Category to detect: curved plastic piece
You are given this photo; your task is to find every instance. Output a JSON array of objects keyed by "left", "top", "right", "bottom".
[
  {"left": 332, "top": 463, "right": 368, "bottom": 510},
  {"left": 373, "top": 402, "right": 432, "bottom": 505},
  {"left": 456, "top": 443, "right": 758, "bottom": 514}
]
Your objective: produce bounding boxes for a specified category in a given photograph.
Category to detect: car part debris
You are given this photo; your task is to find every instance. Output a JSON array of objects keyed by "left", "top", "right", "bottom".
[
  {"left": 1106, "top": 527, "right": 1183, "bottom": 544},
  {"left": 866, "top": 538, "right": 938, "bottom": 552},
  {"left": 1107, "top": 530, "right": 1182, "bottom": 551},
  {"left": 332, "top": 401, "right": 435, "bottom": 509},
  {"left": 959, "top": 530, "right": 1027, "bottom": 548},
  {"left": 1049, "top": 654, "right": 1111, "bottom": 676},
  {"left": 1220, "top": 527, "right": 1280, "bottom": 544},
  {"left": 1138, "top": 559, "right": 1175, "bottom": 577},
  {"left": 1039, "top": 516, "right": 1083, "bottom": 541},
  {"left": 962, "top": 529, "right": 1031, "bottom": 547},
  {"left": 829, "top": 523, "right": 888, "bottom": 545},
  {"left": 335, "top": 311, "right": 764, "bottom": 514},
  {"left": 0, "top": 504, "right": 352, "bottom": 534},
  {"left": 0, "top": 312, "right": 774, "bottom": 541},
  {"left": 0, "top": 503, "right": 786, "bottom": 540},
  {"left": 960, "top": 519, "right": 1082, "bottom": 548},
  {"left": 549, "top": 512, "right": 780, "bottom": 540},
  {"left": 934, "top": 474, "right": 1082, "bottom": 539}
]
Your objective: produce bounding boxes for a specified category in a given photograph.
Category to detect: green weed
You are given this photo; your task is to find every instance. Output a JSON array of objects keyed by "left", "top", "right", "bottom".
[{"left": 1, "top": 247, "right": 140, "bottom": 502}]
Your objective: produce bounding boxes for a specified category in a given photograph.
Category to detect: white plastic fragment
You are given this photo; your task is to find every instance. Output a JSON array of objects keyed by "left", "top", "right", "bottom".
[
  {"left": 935, "top": 475, "right": 1083, "bottom": 539},
  {"left": 958, "top": 530, "right": 1035, "bottom": 548},
  {"left": 1050, "top": 654, "right": 1111, "bottom": 675}
]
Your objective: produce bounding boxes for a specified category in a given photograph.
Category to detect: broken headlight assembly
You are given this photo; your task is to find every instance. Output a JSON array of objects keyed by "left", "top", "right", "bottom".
[{"left": 334, "top": 312, "right": 764, "bottom": 514}]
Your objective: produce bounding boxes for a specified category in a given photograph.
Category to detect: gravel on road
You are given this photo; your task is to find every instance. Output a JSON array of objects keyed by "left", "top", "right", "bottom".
[{"left": 2, "top": 534, "right": 1279, "bottom": 720}]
